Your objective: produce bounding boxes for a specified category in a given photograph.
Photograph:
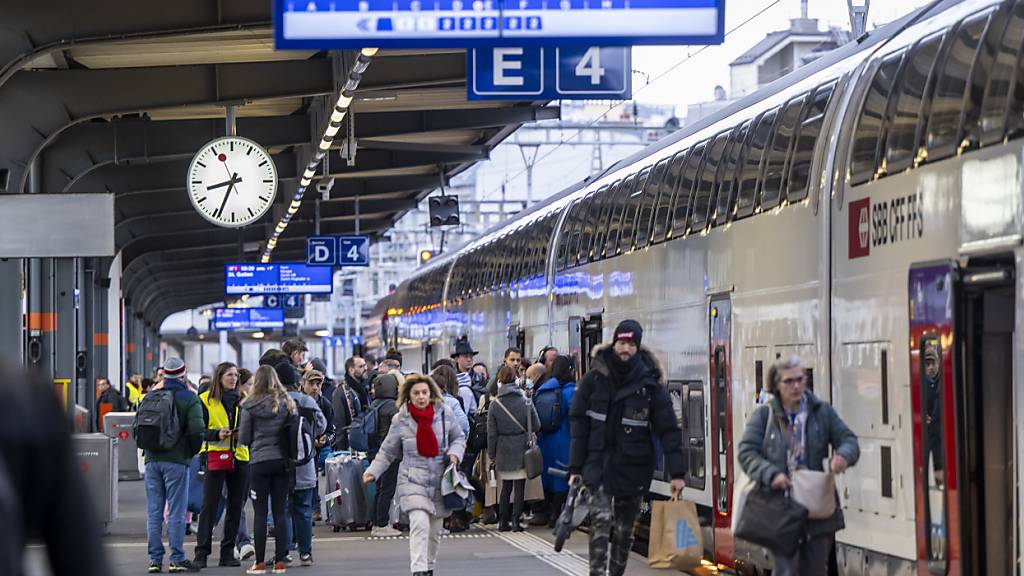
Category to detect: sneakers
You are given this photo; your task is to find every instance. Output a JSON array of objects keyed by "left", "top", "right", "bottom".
[
  {"left": 272, "top": 561, "right": 287, "bottom": 573},
  {"left": 191, "top": 557, "right": 207, "bottom": 569},
  {"left": 246, "top": 562, "right": 267, "bottom": 574},
  {"left": 168, "top": 560, "right": 201, "bottom": 573},
  {"left": 371, "top": 525, "right": 403, "bottom": 537},
  {"left": 299, "top": 553, "right": 313, "bottom": 567},
  {"left": 219, "top": 557, "right": 241, "bottom": 567},
  {"left": 148, "top": 563, "right": 162, "bottom": 573},
  {"left": 238, "top": 543, "right": 256, "bottom": 561},
  {"left": 312, "top": 510, "right": 322, "bottom": 522}
]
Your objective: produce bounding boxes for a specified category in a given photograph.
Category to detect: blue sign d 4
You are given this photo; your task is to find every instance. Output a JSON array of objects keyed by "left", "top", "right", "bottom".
[
  {"left": 468, "top": 46, "right": 630, "bottom": 101},
  {"left": 338, "top": 235, "right": 371, "bottom": 267},
  {"left": 307, "top": 236, "right": 338, "bottom": 266}
]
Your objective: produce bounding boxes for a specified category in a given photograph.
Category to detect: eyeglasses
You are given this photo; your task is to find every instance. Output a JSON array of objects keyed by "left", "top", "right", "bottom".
[{"left": 780, "top": 376, "right": 806, "bottom": 386}]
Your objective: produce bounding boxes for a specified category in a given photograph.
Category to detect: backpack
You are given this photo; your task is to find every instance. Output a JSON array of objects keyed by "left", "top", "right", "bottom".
[
  {"left": 534, "top": 382, "right": 565, "bottom": 435},
  {"left": 133, "top": 389, "right": 182, "bottom": 451},
  {"left": 348, "top": 399, "right": 386, "bottom": 452},
  {"left": 282, "top": 404, "right": 317, "bottom": 467}
]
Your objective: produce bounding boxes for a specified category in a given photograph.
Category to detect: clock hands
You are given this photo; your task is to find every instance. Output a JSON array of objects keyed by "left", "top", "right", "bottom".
[
  {"left": 213, "top": 172, "right": 239, "bottom": 219},
  {"left": 207, "top": 175, "right": 242, "bottom": 191}
]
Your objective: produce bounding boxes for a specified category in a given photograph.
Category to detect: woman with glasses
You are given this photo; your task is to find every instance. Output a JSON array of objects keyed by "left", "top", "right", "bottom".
[{"left": 737, "top": 355, "right": 860, "bottom": 576}]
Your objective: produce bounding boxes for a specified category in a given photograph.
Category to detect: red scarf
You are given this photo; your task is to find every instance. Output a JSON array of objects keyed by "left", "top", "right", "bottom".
[{"left": 408, "top": 403, "right": 439, "bottom": 457}]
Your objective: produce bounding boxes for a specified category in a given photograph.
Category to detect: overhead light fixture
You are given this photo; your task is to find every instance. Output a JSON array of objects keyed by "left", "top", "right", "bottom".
[
  {"left": 314, "top": 329, "right": 330, "bottom": 337},
  {"left": 252, "top": 331, "right": 265, "bottom": 339}
]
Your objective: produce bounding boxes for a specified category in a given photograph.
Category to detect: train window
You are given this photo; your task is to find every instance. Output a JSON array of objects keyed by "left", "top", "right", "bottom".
[
  {"left": 962, "top": 8, "right": 1008, "bottom": 151},
  {"left": 652, "top": 152, "right": 686, "bottom": 243},
  {"left": 605, "top": 174, "right": 635, "bottom": 256},
  {"left": 716, "top": 121, "right": 748, "bottom": 226},
  {"left": 671, "top": 141, "right": 707, "bottom": 236},
  {"left": 569, "top": 195, "right": 591, "bottom": 267},
  {"left": 691, "top": 133, "right": 729, "bottom": 230},
  {"left": 556, "top": 199, "right": 582, "bottom": 271},
  {"left": 925, "top": 13, "right": 990, "bottom": 162},
  {"left": 979, "top": 3, "right": 1024, "bottom": 146},
  {"left": 886, "top": 34, "right": 943, "bottom": 174},
  {"left": 635, "top": 159, "right": 667, "bottom": 247},
  {"left": 789, "top": 82, "right": 835, "bottom": 201},
  {"left": 762, "top": 93, "right": 808, "bottom": 208},
  {"left": 851, "top": 53, "right": 903, "bottom": 185},
  {"left": 684, "top": 381, "right": 706, "bottom": 490},
  {"left": 581, "top": 187, "right": 605, "bottom": 262},
  {"left": 619, "top": 168, "right": 648, "bottom": 253},
  {"left": 574, "top": 191, "right": 596, "bottom": 265},
  {"left": 735, "top": 108, "right": 777, "bottom": 219},
  {"left": 592, "top": 180, "right": 619, "bottom": 259}
]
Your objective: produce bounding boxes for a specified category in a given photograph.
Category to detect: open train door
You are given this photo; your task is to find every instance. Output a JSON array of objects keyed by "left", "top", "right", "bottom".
[
  {"left": 568, "top": 314, "right": 603, "bottom": 376},
  {"left": 909, "top": 259, "right": 1015, "bottom": 576},
  {"left": 709, "top": 296, "right": 734, "bottom": 568}
]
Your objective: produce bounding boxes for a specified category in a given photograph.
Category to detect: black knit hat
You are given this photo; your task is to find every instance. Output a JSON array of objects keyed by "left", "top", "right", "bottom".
[
  {"left": 613, "top": 320, "right": 643, "bottom": 346},
  {"left": 273, "top": 359, "right": 298, "bottom": 389}
]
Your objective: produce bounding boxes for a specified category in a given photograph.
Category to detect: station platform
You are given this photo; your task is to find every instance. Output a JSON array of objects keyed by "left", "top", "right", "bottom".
[{"left": 27, "top": 478, "right": 691, "bottom": 576}]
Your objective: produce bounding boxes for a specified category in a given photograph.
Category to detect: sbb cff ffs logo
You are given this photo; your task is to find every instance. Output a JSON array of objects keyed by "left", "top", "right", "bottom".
[{"left": 848, "top": 193, "right": 924, "bottom": 259}]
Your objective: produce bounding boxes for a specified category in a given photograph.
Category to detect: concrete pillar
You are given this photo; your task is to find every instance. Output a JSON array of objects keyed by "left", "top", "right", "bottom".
[
  {"left": 219, "top": 330, "right": 229, "bottom": 362},
  {"left": 27, "top": 258, "right": 56, "bottom": 380},
  {"left": 53, "top": 258, "right": 79, "bottom": 418},
  {"left": 0, "top": 259, "right": 23, "bottom": 367},
  {"left": 106, "top": 254, "right": 123, "bottom": 387},
  {"left": 92, "top": 267, "right": 110, "bottom": 382}
]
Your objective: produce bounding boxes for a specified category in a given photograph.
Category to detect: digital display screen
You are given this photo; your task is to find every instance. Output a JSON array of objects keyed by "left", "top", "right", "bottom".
[
  {"left": 213, "top": 308, "right": 286, "bottom": 330},
  {"left": 225, "top": 263, "right": 333, "bottom": 295}
]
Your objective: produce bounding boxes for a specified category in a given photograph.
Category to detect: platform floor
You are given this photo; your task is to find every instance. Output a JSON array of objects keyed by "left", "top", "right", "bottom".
[{"left": 27, "top": 477, "right": 694, "bottom": 576}]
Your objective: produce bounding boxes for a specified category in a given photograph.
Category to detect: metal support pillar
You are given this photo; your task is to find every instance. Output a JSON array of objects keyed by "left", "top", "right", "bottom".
[
  {"left": 133, "top": 314, "right": 146, "bottom": 377},
  {"left": 123, "top": 302, "right": 134, "bottom": 380},
  {"left": 219, "top": 330, "right": 229, "bottom": 363},
  {"left": 53, "top": 258, "right": 79, "bottom": 417},
  {"left": 0, "top": 259, "right": 23, "bottom": 366},
  {"left": 27, "top": 258, "right": 56, "bottom": 381}
]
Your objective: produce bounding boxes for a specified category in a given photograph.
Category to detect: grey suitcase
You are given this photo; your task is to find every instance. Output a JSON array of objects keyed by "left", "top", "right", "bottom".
[{"left": 324, "top": 453, "right": 370, "bottom": 532}]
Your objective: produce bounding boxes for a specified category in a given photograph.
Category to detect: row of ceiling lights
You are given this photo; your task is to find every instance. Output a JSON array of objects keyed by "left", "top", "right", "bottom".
[{"left": 261, "top": 47, "right": 379, "bottom": 263}]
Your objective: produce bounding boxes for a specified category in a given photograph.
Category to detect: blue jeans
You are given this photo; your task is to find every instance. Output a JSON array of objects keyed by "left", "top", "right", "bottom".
[
  {"left": 289, "top": 488, "right": 315, "bottom": 555},
  {"left": 146, "top": 461, "right": 189, "bottom": 564}
]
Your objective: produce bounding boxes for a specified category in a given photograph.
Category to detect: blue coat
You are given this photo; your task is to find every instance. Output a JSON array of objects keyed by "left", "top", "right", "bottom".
[{"left": 536, "top": 377, "right": 575, "bottom": 494}]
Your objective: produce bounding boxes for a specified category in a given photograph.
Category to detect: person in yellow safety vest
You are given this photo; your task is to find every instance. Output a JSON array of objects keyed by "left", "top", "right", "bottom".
[
  {"left": 192, "top": 362, "right": 251, "bottom": 568},
  {"left": 126, "top": 374, "right": 144, "bottom": 410}
]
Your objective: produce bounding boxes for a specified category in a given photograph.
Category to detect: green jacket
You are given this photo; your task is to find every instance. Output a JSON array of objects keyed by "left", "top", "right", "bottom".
[{"left": 144, "top": 378, "right": 205, "bottom": 466}]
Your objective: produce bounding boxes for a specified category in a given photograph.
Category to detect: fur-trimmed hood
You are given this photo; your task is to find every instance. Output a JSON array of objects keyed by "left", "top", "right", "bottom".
[{"left": 589, "top": 343, "right": 666, "bottom": 386}]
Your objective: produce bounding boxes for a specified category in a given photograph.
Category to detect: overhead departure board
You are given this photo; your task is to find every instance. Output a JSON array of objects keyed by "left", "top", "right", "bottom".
[
  {"left": 214, "top": 308, "right": 286, "bottom": 330},
  {"left": 225, "top": 263, "right": 334, "bottom": 295},
  {"left": 274, "top": 0, "right": 724, "bottom": 48}
]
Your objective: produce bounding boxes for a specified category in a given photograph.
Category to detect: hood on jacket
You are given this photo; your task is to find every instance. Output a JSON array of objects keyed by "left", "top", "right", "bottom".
[
  {"left": 590, "top": 343, "right": 665, "bottom": 385},
  {"left": 496, "top": 382, "right": 524, "bottom": 399},
  {"left": 243, "top": 394, "right": 288, "bottom": 418},
  {"left": 373, "top": 372, "right": 401, "bottom": 400},
  {"left": 536, "top": 376, "right": 574, "bottom": 392}
]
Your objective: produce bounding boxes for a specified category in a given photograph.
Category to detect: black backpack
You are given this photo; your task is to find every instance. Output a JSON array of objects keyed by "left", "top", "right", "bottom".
[
  {"left": 133, "top": 389, "right": 182, "bottom": 452},
  {"left": 281, "top": 403, "right": 317, "bottom": 467}
]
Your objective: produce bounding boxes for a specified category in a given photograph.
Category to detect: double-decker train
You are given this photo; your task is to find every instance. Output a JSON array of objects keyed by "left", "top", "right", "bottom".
[{"left": 367, "top": 0, "right": 1024, "bottom": 573}]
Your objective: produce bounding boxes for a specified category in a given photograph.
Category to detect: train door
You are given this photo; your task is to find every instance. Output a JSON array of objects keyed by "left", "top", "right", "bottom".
[
  {"left": 568, "top": 314, "right": 603, "bottom": 375},
  {"left": 507, "top": 323, "right": 526, "bottom": 355},
  {"left": 709, "top": 297, "right": 734, "bottom": 567},
  {"left": 421, "top": 342, "right": 435, "bottom": 374},
  {"left": 909, "top": 260, "right": 1015, "bottom": 576}
]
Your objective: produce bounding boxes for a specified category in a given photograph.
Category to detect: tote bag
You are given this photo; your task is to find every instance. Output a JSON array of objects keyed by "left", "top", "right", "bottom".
[
  {"left": 648, "top": 495, "right": 703, "bottom": 571},
  {"left": 790, "top": 465, "right": 836, "bottom": 520}
]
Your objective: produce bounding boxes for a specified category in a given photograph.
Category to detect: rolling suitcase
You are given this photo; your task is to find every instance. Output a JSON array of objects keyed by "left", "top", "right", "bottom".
[{"left": 324, "top": 453, "right": 370, "bottom": 532}]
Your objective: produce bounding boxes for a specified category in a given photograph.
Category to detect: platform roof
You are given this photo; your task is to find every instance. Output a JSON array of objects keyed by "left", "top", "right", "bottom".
[{"left": 1, "top": 1, "right": 558, "bottom": 326}]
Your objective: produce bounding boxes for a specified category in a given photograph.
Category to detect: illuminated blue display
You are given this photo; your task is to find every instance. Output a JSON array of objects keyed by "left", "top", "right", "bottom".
[
  {"left": 274, "top": 0, "right": 724, "bottom": 49},
  {"left": 214, "top": 308, "right": 286, "bottom": 330},
  {"left": 225, "top": 263, "right": 334, "bottom": 295}
]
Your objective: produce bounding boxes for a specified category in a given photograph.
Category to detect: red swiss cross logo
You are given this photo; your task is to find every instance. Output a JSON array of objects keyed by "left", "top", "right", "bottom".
[{"left": 848, "top": 198, "right": 870, "bottom": 259}]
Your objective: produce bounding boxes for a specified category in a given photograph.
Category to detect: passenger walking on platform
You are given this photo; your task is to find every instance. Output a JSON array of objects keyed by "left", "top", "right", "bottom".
[
  {"left": 431, "top": 364, "right": 470, "bottom": 435},
  {"left": 383, "top": 348, "right": 404, "bottom": 373},
  {"left": 488, "top": 366, "right": 541, "bottom": 531},
  {"left": 282, "top": 339, "right": 309, "bottom": 375},
  {"left": 568, "top": 321, "right": 687, "bottom": 576},
  {"left": 332, "top": 358, "right": 365, "bottom": 451},
  {"left": 537, "top": 346, "right": 559, "bottom": 377},
  {"left": 277, "top": 362, "right": 327, "bottom": 567},
  {"left": 309, "top": 357, "right": 337, "bottom": 403},
  {"left": 193, "top": 362, "right": 250, "bottom": 568},
  {"left": 368, "top": 370, "right": 403, "bottom": 537},
  {"left": 485, "top": 347, "right": 523, "bottom": 397},
  {"left": 738, "top": 356, "right": 860, "bottom": 576},
  {"left": 127, "top": 373, "right": 145, "bottom": 409},
  {"left": 452, "top": 339, "right": 482, "bottom": 417},
  {"left": 95, "top": 376, "right": 127, "bottom": 430},
  {"left": 301, "top": 370, "right": 334, "bottom": 524},
  {"left": 343, "top": 355, "right": 370, "bottom": 412},
  {"left": 142, "top": 357, "right": 205, "bottom": 574},
  {"left": 363, "top": 374, "right": 467, "bottom": 576},
  {"left": 239, "top": 365, "right": 297, "bottom": 574},
  {"left": 535, "top": 355, "right": 576, "bottom": 527}
]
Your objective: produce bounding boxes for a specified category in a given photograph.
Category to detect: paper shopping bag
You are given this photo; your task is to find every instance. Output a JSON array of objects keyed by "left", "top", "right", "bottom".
[{"left": 647, "top": 495, "right": 703, "bottom": 571}]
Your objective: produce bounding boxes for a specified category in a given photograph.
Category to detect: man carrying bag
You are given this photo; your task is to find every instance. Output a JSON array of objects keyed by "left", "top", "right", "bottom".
[{"left": 735, "top": 356, "right": 859, "bottom": 575}]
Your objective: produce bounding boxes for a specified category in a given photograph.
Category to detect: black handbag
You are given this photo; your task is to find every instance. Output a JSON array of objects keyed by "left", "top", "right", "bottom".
[{"left": 733, "top": 487, "right": 808, "bottom": 556}]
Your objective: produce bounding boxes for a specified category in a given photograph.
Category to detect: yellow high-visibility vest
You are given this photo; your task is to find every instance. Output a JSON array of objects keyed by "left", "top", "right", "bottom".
[
  {"left": 126, "top": 382, "right": 142, "bottom": 408},
  {"left": 199, "top": 391, "right": 250, "bottom": 462}
]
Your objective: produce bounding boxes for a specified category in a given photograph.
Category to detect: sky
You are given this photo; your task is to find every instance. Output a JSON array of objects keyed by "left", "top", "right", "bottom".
[{"left": 629, "top": 0, "right": 931, "bottom": 107}]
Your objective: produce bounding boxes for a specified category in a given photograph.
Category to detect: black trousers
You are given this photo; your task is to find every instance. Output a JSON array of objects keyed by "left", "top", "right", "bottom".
[
  {"left": 251, "top": 460, "right": 289, "bottom": 564},
  {"left": 499, "top": 479, "right": 526, "bottom": 527},
  {"left": 195, "top": 459, "right": 250, "bottom": 561},
  {"left": 374, "top": 460, "right": 400, "bottom": 527}
]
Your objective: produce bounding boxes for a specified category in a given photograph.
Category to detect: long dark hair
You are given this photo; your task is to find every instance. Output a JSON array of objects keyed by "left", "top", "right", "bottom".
[
  {"left": 550, "top": 355, "right": 574, "bottom": 385},
  {"left": 210, "top": 362, "right": 238, "bottom": 402},
  {"left": 431, "top": 364, "right": 459, "bottom": 397}
]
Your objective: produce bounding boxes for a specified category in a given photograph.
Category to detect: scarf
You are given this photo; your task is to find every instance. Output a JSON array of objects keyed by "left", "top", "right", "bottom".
[
  {"left": 784, "top": 396, "right": 809, "bottom": 472},
  {"left": 408, "top": 403, "right": 439, "bottom": 458}
]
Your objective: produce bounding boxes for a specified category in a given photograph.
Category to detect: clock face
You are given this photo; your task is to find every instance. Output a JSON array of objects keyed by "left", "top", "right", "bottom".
[{"left": 187, "top": 136, "right": 278, "bottom": 228}]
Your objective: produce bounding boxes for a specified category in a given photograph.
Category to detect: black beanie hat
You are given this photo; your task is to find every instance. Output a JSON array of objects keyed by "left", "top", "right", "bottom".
[
  {"left": 273, "top": 359, "right": 298, "bottom": 389},
  {"left": 613, "top": 319, "right": 643, "bottom": 347}
]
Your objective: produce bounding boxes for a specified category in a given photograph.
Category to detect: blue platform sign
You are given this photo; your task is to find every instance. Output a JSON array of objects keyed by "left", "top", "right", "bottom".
[
  {"left": 274, "top": 0, "right": 724, "bottom": 49},
  {"left": 338, "top": 236, "right": 371, "bottom": 267},
  {"left": 307, "top": 236, "right": 338, "bottom": 266},
  {"left": 214, "top": 308, "right": 285, "bottom": 330},
  {"left": 225, "top": 263, "right": 333, "bottom": 295},
  {"left": 468, "top": 46, "right": 630, "bottom": 100}
]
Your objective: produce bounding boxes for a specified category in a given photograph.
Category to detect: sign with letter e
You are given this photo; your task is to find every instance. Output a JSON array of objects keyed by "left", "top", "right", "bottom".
[
  {"left": 468, "top": 46, "right": 630, "bottom": 100},
  {"left": 307, "top": 236, "right": 337, "bottom": 266}
]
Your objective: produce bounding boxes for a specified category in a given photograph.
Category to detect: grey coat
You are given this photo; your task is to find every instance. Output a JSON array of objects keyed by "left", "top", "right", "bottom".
[
  {"left": 289, "top": 390, "right": 327, "bottom": 490},
  {"left": 365, "top": 401, "right": 467, "bottom": 517},
  {"left": 239, "top": 395, "right": 290, "bottom": 465},
  {"left": 487, "top": 384, "right": 540, "bottom": 473},
  {"left": 737, "top": 391, "right": 860, "bottom": 536}
]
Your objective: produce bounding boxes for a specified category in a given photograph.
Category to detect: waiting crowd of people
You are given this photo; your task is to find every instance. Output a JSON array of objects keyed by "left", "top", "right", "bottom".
[{"left": 128, "top": 318, "right": 857, "bottom": 576}]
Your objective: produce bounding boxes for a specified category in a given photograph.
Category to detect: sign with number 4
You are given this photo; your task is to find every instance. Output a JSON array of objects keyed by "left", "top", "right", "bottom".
[{"left": 467, "top": 46, "right": 630, "bottom": 100}]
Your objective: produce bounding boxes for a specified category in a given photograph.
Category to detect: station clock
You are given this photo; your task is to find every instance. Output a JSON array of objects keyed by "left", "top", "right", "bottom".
[{"left": 187, "top": 136, "right": 277, "bottom": 228}]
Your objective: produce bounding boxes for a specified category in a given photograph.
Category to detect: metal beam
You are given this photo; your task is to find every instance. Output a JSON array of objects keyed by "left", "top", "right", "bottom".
[
  {"left": 354, "top": 105, "right": 560, "bottom": 138},
  {"left": 2, "top": 59, "right": 333, "bottom": 194},
  {"left": 358, "top": 140, "right": 490, "bottom": 156},
  {"left": 323, "top": 148, "right": 487, "bottom": 177}
]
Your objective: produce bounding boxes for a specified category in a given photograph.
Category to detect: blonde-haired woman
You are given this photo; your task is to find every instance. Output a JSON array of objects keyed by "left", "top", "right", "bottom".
[
  {"left": 239, "top": 365, "right": 296, "bottom": 574},
  {"left": 363, "top": 374, "right": 467, "bottom": 576}
]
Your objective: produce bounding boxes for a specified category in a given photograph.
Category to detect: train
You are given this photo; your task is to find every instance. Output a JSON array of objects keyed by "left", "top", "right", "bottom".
[{"left": 366, "top": 0, "right": 1024, "bottom": 573}]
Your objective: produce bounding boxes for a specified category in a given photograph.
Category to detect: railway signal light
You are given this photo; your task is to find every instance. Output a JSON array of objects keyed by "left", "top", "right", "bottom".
[{"left": 428, "top": 195, "right": 460, "bottom": 227}]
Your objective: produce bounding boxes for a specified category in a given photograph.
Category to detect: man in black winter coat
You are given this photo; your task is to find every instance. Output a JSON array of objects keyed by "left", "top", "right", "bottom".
[{"left": 568, "top": 320, "right": 687, "bottom": 576}]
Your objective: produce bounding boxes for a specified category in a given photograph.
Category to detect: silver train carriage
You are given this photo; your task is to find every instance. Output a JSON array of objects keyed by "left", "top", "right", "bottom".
[{"left": 367, "top": 0, "right": 1024, "bottom": 573}]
